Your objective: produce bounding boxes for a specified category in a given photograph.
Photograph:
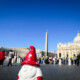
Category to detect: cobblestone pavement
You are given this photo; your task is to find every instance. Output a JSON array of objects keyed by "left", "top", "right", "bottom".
[{"left": 0, "top": 64, "right": 80, "bottom": 80}]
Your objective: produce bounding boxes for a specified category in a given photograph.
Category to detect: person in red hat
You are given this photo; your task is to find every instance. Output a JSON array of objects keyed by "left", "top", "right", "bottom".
[{"left": 17, "top": 46, "right": 43, "bottom": 80}]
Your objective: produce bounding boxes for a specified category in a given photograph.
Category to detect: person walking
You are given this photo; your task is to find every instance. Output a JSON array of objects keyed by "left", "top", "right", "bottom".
[
  {"left": 41, "top": 57, "right": 43, "bottom": 64},
  {"left": 76, "top": 54, "right": 80, "bottom": 66},
  {"left": 7, "top": 50, "right": 14, "bottom": 66},
  {"left": 45, "top": 56, "right": 49, "bottom": 64},
  {"left": 0, "top": 50, "right": 5, "bottom": 67},
  {"left": 73, "top": 54, "right": 77, "bottom": 65}
]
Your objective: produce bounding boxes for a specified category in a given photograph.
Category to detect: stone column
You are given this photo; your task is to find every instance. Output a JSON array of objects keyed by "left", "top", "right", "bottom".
[
  {"left": 57, "top": 50, "right": 59, "bottom": 58},
  {"left": 75, "top": 49, "right": 77, "bottom": 56},
  {"left": 62, "top": 53, "right": 63, "bottom": 58},
  {"left": 65, "top": 50, "right": 66, "bottom": 59},
  {"left": 45, "top": 32, "right": 48, "bottom": 56},
  {"left": 57, "top": 53, "right": 59, "bottom": 59},
  {"left": 65, "top": 50, "right": 67, "bottom": 64},
  {"left": 61, "top": 50, "right": 63, "bottom": 58},
  {"left": 68, "top": 50, "right": 71, "bottom": 66}
]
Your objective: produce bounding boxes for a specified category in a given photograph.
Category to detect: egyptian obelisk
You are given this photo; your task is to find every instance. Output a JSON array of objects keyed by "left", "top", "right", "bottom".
[{"left": 45, "top": 32, "right": 48, "bottom": 56}]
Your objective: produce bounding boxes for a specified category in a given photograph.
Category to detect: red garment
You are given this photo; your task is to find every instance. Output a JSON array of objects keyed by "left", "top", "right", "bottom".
[
  {"left": 17, "top": 76, "right": 19, "bottom": 80},
  {"left": 0, "top": 52, "right": 5, "bottom": 60},
  {"left": 37, "top": 76, "right": 43, "bottom": 80},
  {"left": 17, "top": 76, "right": 42, "bottom": 80}
]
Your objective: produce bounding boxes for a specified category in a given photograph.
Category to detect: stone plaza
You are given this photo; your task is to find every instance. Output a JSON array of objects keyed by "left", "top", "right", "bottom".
[{"left": 0, "top": 63, "right": 80, "bottom": 80}]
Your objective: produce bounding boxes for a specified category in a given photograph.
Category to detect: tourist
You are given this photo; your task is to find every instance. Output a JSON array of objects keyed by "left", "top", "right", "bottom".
[
  {"left": 7, "top": 50, "right": 14, "bottom": 66},
  {"left": 71, "top": 58, "right": 73, "bottom": 65},
  {"left": 62, "top": 57, "right": 65, "bottom": 65},
  {"left": 49, "top": 57, "right": 53, "bottom": 64},
  {"left": 76, "top": 54, "right": 80, "bottom": 66},
  {"left": 43, "top": 57, "right": 46, "bottom": 64},
  {"left": 41, "top": 57, "right": 43, "bottom": 64},
  {"left": 38, "top": 57, "right": 41, "bottom": 64},
  {"left": 56, "top": 58, "right": 59, "bottom": 64},
  {"left": 65, "top": 57, "right": 68, "bottom": 64},
  {"left": 53, "top": 57, "right": 56, "bottom": 64},
  {"left": 43, "top": 56, "right": 45, "bottom": 64},
  {"left": 45, "top": 56, "right": 49, "bottom": 64},
  {"left": 73, "top": 54, "right": 77, "bottom": 65},
  {"left": 0, "top": 49, "right": 6, "bottom": 67}
]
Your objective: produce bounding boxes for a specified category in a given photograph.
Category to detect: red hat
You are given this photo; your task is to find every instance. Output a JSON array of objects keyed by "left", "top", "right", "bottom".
[{"left": 21, "top": 46, "right": 40, "bottom": 66}]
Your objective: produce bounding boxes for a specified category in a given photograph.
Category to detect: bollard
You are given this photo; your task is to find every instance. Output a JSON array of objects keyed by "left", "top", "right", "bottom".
[
  {"left": 12, "top": 58, "right": 14, "bottom": 63},
  {"left": 17, "top": 58, "right": 21, "bottom": 64},
  {"left": 59, "top": 58, "right": 61, "bottom": 65},
  {"left": 68, "top": 58, "right": 71, "bottom": 66}
]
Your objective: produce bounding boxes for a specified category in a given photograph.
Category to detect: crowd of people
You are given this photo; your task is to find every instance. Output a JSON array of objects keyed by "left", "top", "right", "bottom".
[
  {"left": 37, "top": 56, "right": 56, "bottom": 64},
  {"left": 0, "top": 49, "right": 80, "bottom": 67},
  {"left": 61, "top": 54, "right": 80, "bottom": 66},
  {"left": 37, "top": 54, "right": 80, "bottom": 66},
  {"left": 0, "top": 49, "right": 15, "bottom": 67}
]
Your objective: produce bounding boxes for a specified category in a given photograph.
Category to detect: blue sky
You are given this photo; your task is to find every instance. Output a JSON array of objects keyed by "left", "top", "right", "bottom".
[{"left": 0, "top": 0, "right": 80, "bottom": 51}]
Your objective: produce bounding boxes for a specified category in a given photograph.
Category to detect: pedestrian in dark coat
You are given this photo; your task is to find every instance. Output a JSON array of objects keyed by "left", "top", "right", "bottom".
[{"left": 76, "top": 55, "right": 80, "bottom": 66}]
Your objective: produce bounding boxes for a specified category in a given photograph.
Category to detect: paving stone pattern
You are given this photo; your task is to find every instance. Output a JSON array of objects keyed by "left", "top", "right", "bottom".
[{"left": 0, "top": 64, "right": 80, "bottom": 80}]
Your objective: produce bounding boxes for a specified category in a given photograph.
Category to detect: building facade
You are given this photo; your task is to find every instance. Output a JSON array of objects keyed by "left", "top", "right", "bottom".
[
  {"left": 0, "top": 47, "right": 56, "bottom": 58},
  {"left": 57, "top": 33, "right": 80, "bottom": 59}
]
